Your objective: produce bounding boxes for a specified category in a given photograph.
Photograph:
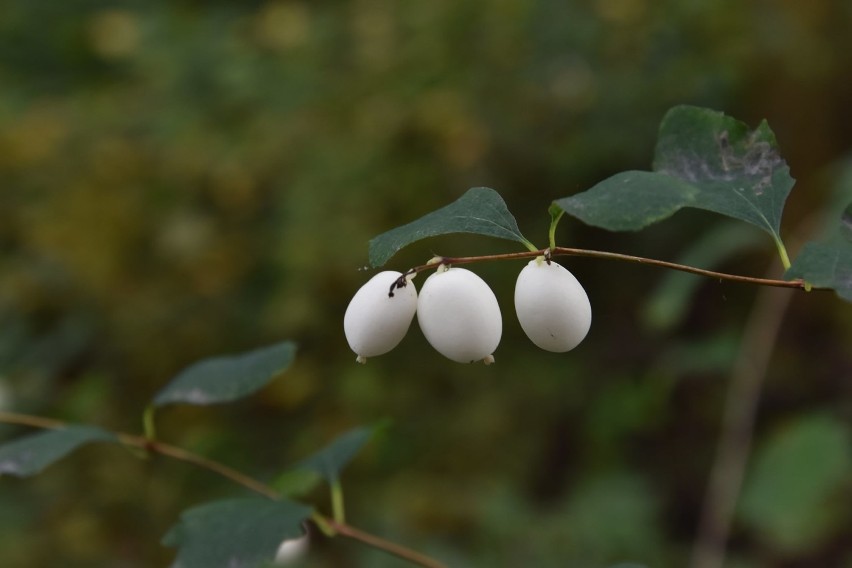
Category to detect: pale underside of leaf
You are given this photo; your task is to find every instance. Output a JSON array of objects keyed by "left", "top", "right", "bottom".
[
  {"left": 0, "top": 425, "right": 116, "bottom": 478},
  {"left": 152, "top": 341, "right": 297, "bottom": 408}
]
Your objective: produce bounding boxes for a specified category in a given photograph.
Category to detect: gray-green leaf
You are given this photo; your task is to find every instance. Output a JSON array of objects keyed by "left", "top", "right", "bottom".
[
  {"left": 0, "top": 426, "right": 115, "bottom": 478},
  {"left": 368, "top": 187, "right": 532, "bottom": 267},
  {"left": 162, "top": 498, "right": 312, "bottom": 568},
  {"left": 292, "top": 425, "right": 378, "bottom": 483},
  {"left": 786, "top": 202, "right": 852, "bottom": 302},
  {"left": 554, "top": 106, "right": 795, "bottom": 245},
  {"left": 554, "top": 171, "right": 698, "bottom": 231},
  {"left": 739, "top": 414, "right": 851, "bottom": 552},
  {"left": 152, "top": 341, "right": 297, "bottom": 408}
]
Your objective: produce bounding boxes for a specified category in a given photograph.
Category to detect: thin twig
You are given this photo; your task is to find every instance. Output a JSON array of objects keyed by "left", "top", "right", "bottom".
[
  {"left": 0, "top": 410, "right": 279, "bottom": 499},
  {"left": 552, "top": 247, "right": 807, "bottom": 288},
  {"left": 0, "top": 411, "right": 65, "bottom": 430},
  {"left": 400, "top": 247, "right": 816, "bottom": 290},
  {"left": 0, "top": 410, "right": 446, "bottom": 568},
  {"left": 131, "top": 436, "right": 281, "bottom": 499},
  {"left": 329, "top": 520, "right": 449, "bottom": 568}
]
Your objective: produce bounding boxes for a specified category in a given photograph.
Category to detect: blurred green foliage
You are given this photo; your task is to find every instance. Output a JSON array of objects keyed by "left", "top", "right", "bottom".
[{"left": 2, "top": 0, "right": 852, "bottom": 566}]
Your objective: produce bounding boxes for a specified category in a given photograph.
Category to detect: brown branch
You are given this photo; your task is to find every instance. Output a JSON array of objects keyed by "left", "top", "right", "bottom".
[
  {"left": 400, "top": 247, "right": 817, "bottom": 290},
  {"left": 553, "top": 247, "right": 808, "bottom": 288},
  {"left": 329, "top": 521, "right": 449, "bottom": 568},
  {"left": 132, "top": 436, "right": 281, "bottom": 500},
  {"left": 0, "top": 410, "right": 278, "bottom": 499},
  {"left": 0, "top": 410, "right": 446, "bottom": 568},
  {"left": 0, "top": 411, "right": 65, "bottom": 430}
]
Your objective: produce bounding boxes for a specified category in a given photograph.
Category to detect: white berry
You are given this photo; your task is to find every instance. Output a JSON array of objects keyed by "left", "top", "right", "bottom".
[
  {"left": 274, "top": 535, "right": 309, "bottom": 565},
  {"left": 344, "top": 271, "right": 417, "bottom": 363},
  {"left": 417, "top": 267, "right": 501, "bottom": 364},
  {"left": 514, "top": 258, "right": 591, "bottom": 352}
]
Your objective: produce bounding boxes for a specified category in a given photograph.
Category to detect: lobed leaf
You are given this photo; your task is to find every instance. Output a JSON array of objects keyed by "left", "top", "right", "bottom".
[
  {"left": 368, "top": 187, "right": 531, "bottom": 267},
  {"left": 152, "top": 341, "right": 297, "bottom": 408},
  {"left": 0, "top": 425, "right": 115, "bottom": 478},
  {"left": 554, "top": 106, "right": 795, "bottom": 245},
  {"left": 292, "top": 425, "right": 379, "bottom": 483},
  {"left": 786, "top": 202, "right": 852, "bottom": 302},
  {"left": 162, "top": 498, "right": 312, "bottom": 568}
]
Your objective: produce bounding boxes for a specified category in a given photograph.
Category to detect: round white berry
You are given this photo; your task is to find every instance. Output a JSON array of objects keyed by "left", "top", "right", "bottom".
[
  {"left": 514, "top": 258, "right": 591, "bottom": 352},
  {"left": 344, "top": 271, "right": 417, "bottom": 363},
  {"left": 417, "top": 267, "right": 501, "bottom": 364}
]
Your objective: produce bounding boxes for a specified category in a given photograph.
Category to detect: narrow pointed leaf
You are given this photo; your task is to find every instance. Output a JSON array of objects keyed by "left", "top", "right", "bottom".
[
  {"left": 152, "top": 341, "right": 297, "bottom": 408},
  {"left": 368, "top": 187, "right": 531, "bottom": 267},
  {"left": 162, "top": 498, "right": 311, "bottom": 568},
  {"left": 554, "top": 106, "right": 795, "bottom": 244},
  {"left": 0, "top": 426, "right": 115, "bottom": 478},
  {"left": 292, "top": 425, "right": 378, "bottom": 483}
]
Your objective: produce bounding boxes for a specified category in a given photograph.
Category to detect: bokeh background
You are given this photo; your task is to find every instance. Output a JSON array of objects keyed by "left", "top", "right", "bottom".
[{"left": 2, "top": 1, "right": 852, "bottom": 566}]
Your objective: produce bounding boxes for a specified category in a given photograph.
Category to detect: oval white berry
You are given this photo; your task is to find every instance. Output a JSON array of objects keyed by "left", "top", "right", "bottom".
[
  {"left": 274, "top": 534, "right": 309, "bottom": 565},
  {"left": 417, "top": 267, "right": 501, "bottom": 364},
  {"left": 514, "top": 258, "right": 591, "bottom": 352},
  {"left": 344, "top": 271, "right": 417, "bottom": 363}
]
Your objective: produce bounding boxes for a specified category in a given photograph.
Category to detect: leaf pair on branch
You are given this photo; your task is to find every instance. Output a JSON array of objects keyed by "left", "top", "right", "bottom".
[{"left": 369, "top": 106, "right": 851, "bottom": 302}]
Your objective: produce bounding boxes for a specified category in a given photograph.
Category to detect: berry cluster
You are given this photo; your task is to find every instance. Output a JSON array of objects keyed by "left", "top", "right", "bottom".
[{"left": 344, "top": 256, "right": 592, "bottom": 364}]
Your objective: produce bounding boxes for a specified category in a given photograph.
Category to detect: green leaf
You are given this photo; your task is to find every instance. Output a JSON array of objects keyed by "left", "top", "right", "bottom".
[
  {"left": 368, "top": 187, "right": 533, "bottom": 267},
  {"left": 162, "top": 498, "right": 312, "bottom": 568},
  {"left": 152, "top": 341, "right": 297, "bottom": 408},
  {"left": 0, "top": 426, "right": 115, "bottom": 478},
  {"left": 548, "top": 202, "right": 565, "bottom": 250},
  {"left": 554, "top": 171, "right": 698, "bottom": 231},
  {"left": 653, "top": 105, "right": 794, "bottom": 237},
  {"left": 786, "top": 202, "right": 852, "bottom": 302},
  {"left": 739, "top": 414, "right": 851, "bottom": 552},
  {"left": 554, "top": 106, "right": 795, "bottom": 245},
  {"left": 292, "top": 425, "right": 379, "bottom": 483},
  {"left": 270, "top": 469, "right": 323, "bottom": 498}
]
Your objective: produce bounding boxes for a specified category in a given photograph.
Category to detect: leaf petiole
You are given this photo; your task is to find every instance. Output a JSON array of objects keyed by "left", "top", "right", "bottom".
[
  {"left": 330, "top": 477, "right": 346, "bottom": 524},
  {"left": 311, "top": 511, "right": 337, "bottom": 537},
  {"left": 143, "top": 405, "right": 157, "bottom": 441},
  {"left": 773, "top": 236, "right": 792, "bottom": 271},
  {"left": 548, "top": 203, "right": 565, "bottom": 251},
  {"left": 521, "top": 238, "right": 539, "bottom": 253}
]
